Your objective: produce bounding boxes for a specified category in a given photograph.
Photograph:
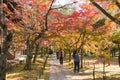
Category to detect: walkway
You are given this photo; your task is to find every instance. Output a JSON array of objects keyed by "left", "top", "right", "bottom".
[
  {"left": 49, "top": 53, "right": 120, "bottom": 80},
  {"left": 49, "top": 53, "right": 92, "bottom": 80}
]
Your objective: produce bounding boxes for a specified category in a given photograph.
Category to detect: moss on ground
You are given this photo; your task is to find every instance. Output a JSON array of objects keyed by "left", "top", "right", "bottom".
[{"left": 7, "top": 57, "right": 50, "bottom": 80}]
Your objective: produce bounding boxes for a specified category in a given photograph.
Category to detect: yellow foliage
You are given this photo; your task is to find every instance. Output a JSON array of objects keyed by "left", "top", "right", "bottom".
[
  {"left": 114, "top": 12, "right": 120, "bottom": 18},
  {"left": 101, "top": 52, "right": 110, "bottom": 60},
  {"left": 39, "top": 0, "right": 50, "bottom": 5},
  {"left": 108, "top": 4, "right": 118, "bottom": 10},
  {"left": 105, "top": 20, "right": 117, "bottom": 28}
]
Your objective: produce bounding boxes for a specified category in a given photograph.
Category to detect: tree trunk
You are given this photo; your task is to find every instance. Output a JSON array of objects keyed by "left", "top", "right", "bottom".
[
  {"left": 103, "top": 59, "right": 106, "bottom": 80},
  {"left": 80, "top": 49, "right": 84, "bottom": 68},
  {"left": 24, "top": 34, "right": 43, "bottom": 70},
  {"left": 33, "top": 44, "right": 39, "bottom": 63},
  {"left": 119, "top": 52, "right": 120, "bottom": 67},
  {"left": 93, "top": 64, "right": 95, "bottom": 80},
  {"left": 33, "top": 52, "right": 38, "bottom": 63},
  {"left": 24, "top": 54, "right": 32, "bottom": 70},
  {"left": 0, "top": 0, "right": 8, "bottom": 79},
  {"left": 118, "top": 44, "right": 120, "bottom": 67},
  {"left": 42, "top": 54, "right": 49, "bottom": 74},
  {"left": 0, "top": 24, "right": 11, "bottom": 80},
  {"left": 0, "top": 0, "right": 7, "bottom": 79},
  {"left": 24, "top": 35, "right": 32, "bottom": 70},
  {"left": 68, "top": 49, "right": 71, "bottom": 62},
  {"left": 0, "top": 54, "right": 7, "bottom": 80}
]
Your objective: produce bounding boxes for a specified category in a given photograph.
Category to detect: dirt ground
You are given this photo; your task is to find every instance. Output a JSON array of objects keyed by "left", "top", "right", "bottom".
[{"left": 49, "top": 53, "right": 120, "bottom": 80}]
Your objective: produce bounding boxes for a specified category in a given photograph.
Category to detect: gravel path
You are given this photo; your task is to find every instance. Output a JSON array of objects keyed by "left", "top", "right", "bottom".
[
  {"left": 49, "top": 53, "right": 120, "bottom": 80},
  {"left": 49, "top": 53, "right": 72, "bottom": 80},
  {"left": 49, "top": 53, "right": 92, "bottom": 80}
]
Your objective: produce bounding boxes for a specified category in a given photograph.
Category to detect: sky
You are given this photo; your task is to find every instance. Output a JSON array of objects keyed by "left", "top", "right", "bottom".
[
  {"left": 55, "top": 0, "right": 85, "bottom": 5},
  {"left": 54, "top": 0, "right": 86, "bottom": 10}
]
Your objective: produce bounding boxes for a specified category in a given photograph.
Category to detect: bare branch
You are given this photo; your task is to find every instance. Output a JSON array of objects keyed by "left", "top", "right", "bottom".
[
  {"left": 51, "top": 1, "right": 78, "bottom": 10},
  {"left": 90, "top": 0, "right": 120, "bottom": 25},
  {"left": 45, "top": 0, "right": 55, "bottom": 31}
]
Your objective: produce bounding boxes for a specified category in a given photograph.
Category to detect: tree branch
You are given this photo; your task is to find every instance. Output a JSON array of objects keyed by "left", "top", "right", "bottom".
[
  {"left": 90, "top": 0, "right": 120, "bottom": 25},
  {"left": 70, "top": 32, "right": 82, "bottom": 47},
  {"left": 45, "top": 0, "right": 55, "bottom": 31},
  {"left": 115, "top": 0, "right": 120, "bottom": 9},
  {"left": 51, "top": 1, "right": 78, "bottom": 10}
]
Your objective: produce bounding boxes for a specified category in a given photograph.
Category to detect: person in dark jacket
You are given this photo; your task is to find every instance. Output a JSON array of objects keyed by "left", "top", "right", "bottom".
[
  {"left": 58, "top": 49, "right": 64, "bottom": 65},
  {"left": 72, "top": 50, "right": 80, "bottom": 73}
]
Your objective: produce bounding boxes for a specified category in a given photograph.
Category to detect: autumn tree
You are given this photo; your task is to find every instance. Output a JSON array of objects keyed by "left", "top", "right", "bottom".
[
  {"left": 0, "top": 0, "right": 23, "bottom": 79},
  {"left": 47, "top": 2, "right": 100, "bottom": 68}
]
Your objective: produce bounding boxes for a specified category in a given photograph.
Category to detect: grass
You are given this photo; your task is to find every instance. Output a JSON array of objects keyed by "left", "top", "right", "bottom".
[{"left": 7, "top": 57, "right": 50, "bottom": 80}]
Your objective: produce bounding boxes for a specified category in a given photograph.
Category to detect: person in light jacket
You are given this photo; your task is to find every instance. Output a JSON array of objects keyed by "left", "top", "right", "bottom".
[{"left": 72, "top": 50, "right": 80, "bottom": 73}]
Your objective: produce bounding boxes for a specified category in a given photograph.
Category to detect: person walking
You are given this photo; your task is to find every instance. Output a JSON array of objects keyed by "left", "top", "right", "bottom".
[
  {"left": 58, "top": 49, "right": 64, "bottom": 65},
  {"left": 72, "top": 50, "right": 80, "bottom": 73}
]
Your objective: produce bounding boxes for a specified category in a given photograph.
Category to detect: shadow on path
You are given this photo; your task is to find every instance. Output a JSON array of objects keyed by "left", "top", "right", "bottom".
[{"left": 49, "top": 53, "right": 93, "bottom": 80}]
